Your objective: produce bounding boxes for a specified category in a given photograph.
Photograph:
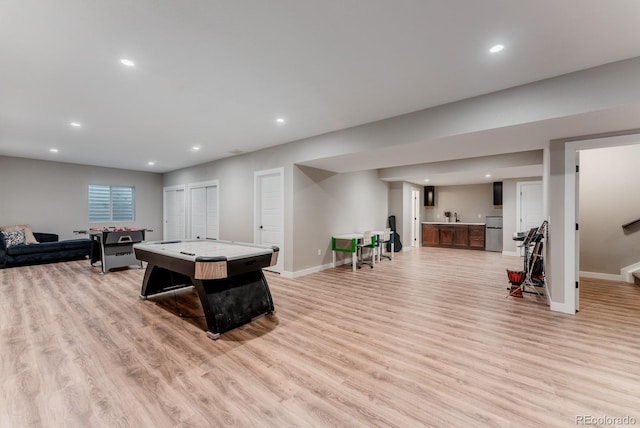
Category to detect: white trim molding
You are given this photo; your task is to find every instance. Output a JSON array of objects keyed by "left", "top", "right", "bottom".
[
  {"left": 501, "top": 250, "right": 521, "bottom": 257},
  {"left": 549, "top": 300, "right": 575, "bottom": 315},
  {"left": 621, "top": 261, "right": 640, "bottom": 283},
  {"left": 285, "top": 262, "right": 336, "bottom": 279},
  {"left": 580, "top": 271, "right": 623, "bottom": 282}
]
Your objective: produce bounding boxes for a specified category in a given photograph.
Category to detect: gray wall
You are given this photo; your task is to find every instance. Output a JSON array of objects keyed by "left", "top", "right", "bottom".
[
  {"left": 294, "top": 167, "right": 389, "bottom": 270},
  {"left": 548, "top": 140, "right": 566, "bottom": 306},
  {"left": 548, "top": 131, "right": 640, "bottom": 312},
  {"left": 163, "top": 150, "right": 293, "bottom": 268},
  {"left": 579, "top": 145, "right": 640, "bottom": 274},
  {"left": 0, "top": 156, "right": 163, "bottom": 241},
  {"left": 421, "top": 183, "right": 502, "bottom": 223},
  {"left": 164, "top": 154, "right": 273, "bottom": 242},
  {"left": 388, "top": 181, "right": 404, "bottom": 241},
  {"left": 162, "top": 144, "right": 390, "bottom": 274}
]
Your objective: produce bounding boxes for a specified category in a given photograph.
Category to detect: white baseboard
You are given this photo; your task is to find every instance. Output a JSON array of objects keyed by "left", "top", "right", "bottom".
[
  {"left": 579, "top": 271, "right": 623, "bottom": 282},
  {"left": 549, "top": 300, "right": 575, "bottom": 315},
  {"left": 282, "top": 257, "right": 355, "bottom": 279},
  {"left": 279, "top": 270, "right": 294, "bottom": 279},
  {"left": 288, "top": 262, "right": 335, "bottom": 279},
  {"left": 620, "top": 261, "right": 640, "bottom": 283}
]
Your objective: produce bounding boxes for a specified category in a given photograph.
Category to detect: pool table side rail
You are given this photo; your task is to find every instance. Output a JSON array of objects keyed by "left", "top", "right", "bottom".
[
  {"left": 133, "top": 243, "right": 279, "bottom": 281},
  {"left": 133, "top": 239, "right": 278, "bottom": 262}
]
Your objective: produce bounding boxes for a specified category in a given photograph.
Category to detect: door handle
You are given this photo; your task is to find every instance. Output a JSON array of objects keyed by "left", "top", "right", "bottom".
[{"left": 259, "top": 225, "right": 263, "bottom": 229}]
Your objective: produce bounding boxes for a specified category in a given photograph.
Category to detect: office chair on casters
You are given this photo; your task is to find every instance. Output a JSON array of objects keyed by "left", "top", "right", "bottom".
[
  {"left": 377, "top": 228, "right": 392, "bottom": 262},
  {"left": 357, "top": 231, "right": 376, "bottom": 269}
]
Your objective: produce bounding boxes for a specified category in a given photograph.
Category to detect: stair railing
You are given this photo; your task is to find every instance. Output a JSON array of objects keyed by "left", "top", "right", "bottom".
[{"left": 622, "top": 218, "right": 640, "bottom": 232}]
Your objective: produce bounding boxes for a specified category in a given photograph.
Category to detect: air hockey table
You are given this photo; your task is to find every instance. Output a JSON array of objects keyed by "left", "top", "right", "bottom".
[{"left": 133, "top": 239, "right": 279, "bottom": 339}]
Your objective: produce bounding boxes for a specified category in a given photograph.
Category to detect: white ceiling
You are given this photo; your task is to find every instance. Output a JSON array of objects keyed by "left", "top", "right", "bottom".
[{"left": 2, "top": 0, "right": 640, "bottom": 174}]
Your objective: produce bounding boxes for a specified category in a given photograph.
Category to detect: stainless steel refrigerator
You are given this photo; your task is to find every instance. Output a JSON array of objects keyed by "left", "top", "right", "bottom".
[{"left": 485, "top": 216, "right": 503, "bottom": 252}]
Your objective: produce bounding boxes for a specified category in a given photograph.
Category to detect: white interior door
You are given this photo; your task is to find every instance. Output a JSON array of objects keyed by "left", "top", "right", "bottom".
[
  {"left": 255, "top": 168, "right": 284, "bottom": 273},
  {"left": 411, "top": 189, "right": 420, "bottom": 247},
  {"left": 518, "top": 181, "right": 543, "bottom": 232},
  {"left": 575, "top": 153, "right": 580, "bottom": 311},
  {"left": 164, "top": 186, "right": 185, "bottom": 240},
  {"left": 189, "top": 181, "right": 219, "bottom": 240}
]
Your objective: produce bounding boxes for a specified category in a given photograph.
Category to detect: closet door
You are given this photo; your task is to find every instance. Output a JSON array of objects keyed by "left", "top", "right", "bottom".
[
  {"left": 206, "top": 185, "right": 218, "bottom": 239},
  {"left": 188, "top": 181, "right": 219, "bottom": 240},
  {"left": 190, "top": 187, "right": 207, "bottom": 240}
]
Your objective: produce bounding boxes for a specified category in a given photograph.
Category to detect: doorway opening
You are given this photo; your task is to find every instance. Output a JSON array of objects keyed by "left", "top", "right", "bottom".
[
  {"left": 411, "top": 189, "right": 420, "bottom": 247},
  {"left": 563, "top": 134, "right": 640, "bottom": 313}
]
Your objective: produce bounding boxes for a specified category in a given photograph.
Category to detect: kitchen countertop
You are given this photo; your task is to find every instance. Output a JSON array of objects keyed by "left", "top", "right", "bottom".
[{"left": 421, "top": 222, "right": 486, "bottom": 226}]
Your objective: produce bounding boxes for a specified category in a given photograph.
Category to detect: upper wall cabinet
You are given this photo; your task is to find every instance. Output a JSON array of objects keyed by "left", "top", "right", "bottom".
[
  {"left": 424, "top": 186, "right": 435, "bottom": 207},
  {"left": 493, "top": 182, "right": 503, "bottom": 206}
]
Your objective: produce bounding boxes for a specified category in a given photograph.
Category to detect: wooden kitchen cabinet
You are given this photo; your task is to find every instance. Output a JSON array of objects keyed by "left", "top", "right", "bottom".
[
  {"left": 453, "top": 226, "right": 469, "bottom": 246},
  {"left": 439, "top": 225, "right": 468, "bottom": 247},
  {"left": 422, "top": 223, "right": 485, "bottom": 250},
  {"left": 439, "top": 226, "right": 453, "bottom": 246},
  {"left": 422, "top": 224, "right": 439, "bottom": 245}
]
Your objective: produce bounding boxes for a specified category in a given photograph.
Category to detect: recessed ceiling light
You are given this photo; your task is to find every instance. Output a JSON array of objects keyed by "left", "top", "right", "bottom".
[
  {"left": 191, "top": 145, "right": 201, "bottom": 152},
  {"left": 489, "top": 44, "right": 504, "bottom": 53},
  {"left": 275, "top": 117, "right": 285, "bottom": 124},
  {"left": 120, "top": 58, "right": 135, "bottom": 67},
  {"left": 148, "top": 161, "right": 155, "bottom": 166},
  {"left": 485, "top": 174, "right": 492, "bottom": 178},
  {"left": 49, "top": 148, "right": 59, "bottom": 153},
  {"left": 424, "top": 179, "right": 430, "bottom": 182},
  {"left": 70, "top": 122, "right": 81, "bottom": 127}
]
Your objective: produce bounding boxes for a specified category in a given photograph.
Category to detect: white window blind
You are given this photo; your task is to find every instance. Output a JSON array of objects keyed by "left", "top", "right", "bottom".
[{"left": 88, "top": 185, "right": 135, "bottom": 222}]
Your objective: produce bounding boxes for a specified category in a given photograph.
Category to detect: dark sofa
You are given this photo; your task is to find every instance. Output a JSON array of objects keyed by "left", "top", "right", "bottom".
[{"left": 0, "top": 232, "right": 91, "bottom": 268}]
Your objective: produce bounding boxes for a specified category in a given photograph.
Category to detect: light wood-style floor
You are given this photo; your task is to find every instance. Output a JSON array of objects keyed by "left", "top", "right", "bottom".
[{"left": 1, "top": 247, "right": 639, "bottom": 427}]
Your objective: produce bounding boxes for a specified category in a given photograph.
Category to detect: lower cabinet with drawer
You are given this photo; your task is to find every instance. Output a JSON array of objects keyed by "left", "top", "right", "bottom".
[{"left": 468, "top": 225, "right": 486, "bottom": 250}]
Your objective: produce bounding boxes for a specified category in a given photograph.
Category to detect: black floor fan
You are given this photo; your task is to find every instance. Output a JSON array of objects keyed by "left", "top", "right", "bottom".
[{"left": 387, "top": 215, "right": 402, "bottom": 252}]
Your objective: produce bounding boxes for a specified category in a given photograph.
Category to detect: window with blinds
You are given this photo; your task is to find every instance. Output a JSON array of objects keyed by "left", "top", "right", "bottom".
[{"left": 88, "top": 185, "right": 135, "bottom": 222}]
